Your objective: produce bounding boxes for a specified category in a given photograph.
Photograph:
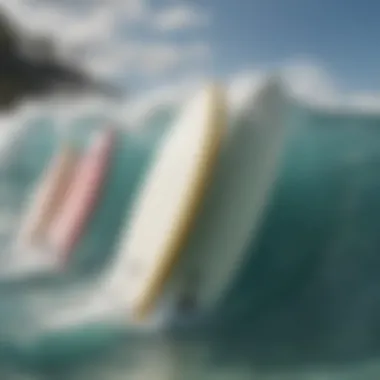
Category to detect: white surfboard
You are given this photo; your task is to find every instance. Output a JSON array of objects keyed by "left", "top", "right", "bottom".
[
  {"left": 16, "top": 143, "right": 79, "bottom": 249},
  {"left": 106, "top": 84, "right": 226, "bottom": 320},
  {"left": 172, "top": 77, "right": 289, "bottom": 312},
  {"left": 48, "top": 128, "right": 115, "bottom": 265}
]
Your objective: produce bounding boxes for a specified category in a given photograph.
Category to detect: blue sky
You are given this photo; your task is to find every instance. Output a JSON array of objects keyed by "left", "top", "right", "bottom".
[
  {"left": 208, "top": 0, "right": 380, "bottom": 91},
  {"left": 2, "top": 0, "right": 380, "bottom": 94}
]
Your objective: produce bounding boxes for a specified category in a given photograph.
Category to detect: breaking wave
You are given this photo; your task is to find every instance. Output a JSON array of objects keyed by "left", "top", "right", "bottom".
[{"left": 1, "top": 66, "right": 380, "bottom": 378}]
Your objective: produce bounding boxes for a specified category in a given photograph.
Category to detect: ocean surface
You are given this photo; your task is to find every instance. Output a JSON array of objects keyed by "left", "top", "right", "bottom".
[{"left": 1, "top": 79, "right": 380, "bottom": 379}]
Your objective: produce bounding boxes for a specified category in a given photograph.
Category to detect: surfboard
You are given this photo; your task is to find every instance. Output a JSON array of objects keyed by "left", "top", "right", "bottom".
[
  {"left": 106, "top": 84, "right": 226, "bottom": 321},
  {"left": 172, "top": 77, "right": 289, "bottom": 312},
  {"left": 16, "top": 143, "right": 78, "bottom": 248},
  {"left": 47, "top": 128, "right": 115, "bottom": 265}
]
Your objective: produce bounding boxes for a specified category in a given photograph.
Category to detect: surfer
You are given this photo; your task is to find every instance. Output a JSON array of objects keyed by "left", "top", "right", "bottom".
[{"left": 0, "top": 8, "right": 122, "bottom": 111}]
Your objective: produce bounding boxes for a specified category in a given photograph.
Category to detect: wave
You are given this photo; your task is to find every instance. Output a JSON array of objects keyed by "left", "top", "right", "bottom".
[{"left": 1, "top": 66, "right": 380, "bottom": 377}]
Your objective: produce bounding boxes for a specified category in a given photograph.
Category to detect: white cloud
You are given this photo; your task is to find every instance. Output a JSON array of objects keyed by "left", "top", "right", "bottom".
[
  {"left": 137, "top": 41, "right": 210, "bottom": 76},
  {"left": 0, "top": 0, "right": 212, "bottom": 81},
  {"left": 82, "top": 41, "right": 211, "bottom": 77},
  {"left": 347, "top": 93, "right": 380, "bottom": 111},
  {"left": 226, "top": 70, "right": 267, "bottom": 116},
  {"left": 112, "top": 0, "right": 149, "bottom": 22},
  {"left": 153, "top": 4, "right": 209, "bottom": 32},
  {"left": 227, "top": 61, "right": 380, "bottom": 114},
  {"left": 0, "top": 0, "right": 119, "bottom": 52},
  {"left": 280, "top": 62, "right": 338, "bottom": 107},
  {"left": 138, "top": 43, "right": 183, "bottom": 75}
]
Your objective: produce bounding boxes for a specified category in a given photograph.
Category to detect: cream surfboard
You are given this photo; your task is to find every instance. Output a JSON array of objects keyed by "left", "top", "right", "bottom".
[
  {"left": 48, "top": 128, "right": 115, "bottom": 264},
  {"left": 172, "top": 77, "right": 289, "bottom": 313},
  {"left": 106, "top": 84, "right": 226, "bottom": 321},
  {"left": 16, "top": 143, "right": 79, "bottom": 248}
]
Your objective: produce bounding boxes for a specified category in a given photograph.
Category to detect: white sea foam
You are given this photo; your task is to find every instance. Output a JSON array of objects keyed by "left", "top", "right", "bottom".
[{"left": 1, "top": 64, "right": 380, "bottom": 336}]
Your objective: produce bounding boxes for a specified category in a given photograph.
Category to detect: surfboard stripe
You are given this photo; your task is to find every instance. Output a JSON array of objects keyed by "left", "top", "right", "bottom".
[
  {"left": 48, "top": 129, "right": 115, "bottom": 264},
  {"left": 17, "top": 144, "right": 78, "bottom": 248}
]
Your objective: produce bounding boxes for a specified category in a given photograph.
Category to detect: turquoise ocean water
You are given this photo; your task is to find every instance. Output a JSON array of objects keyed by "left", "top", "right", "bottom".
[{"left": 1, "top": 87, "right": 380, "bottom": 379}]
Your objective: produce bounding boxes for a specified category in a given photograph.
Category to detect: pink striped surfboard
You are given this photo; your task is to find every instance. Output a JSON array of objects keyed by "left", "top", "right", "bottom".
[{"left": 48, "top": 128, "right": 115, "bottom": 265}]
